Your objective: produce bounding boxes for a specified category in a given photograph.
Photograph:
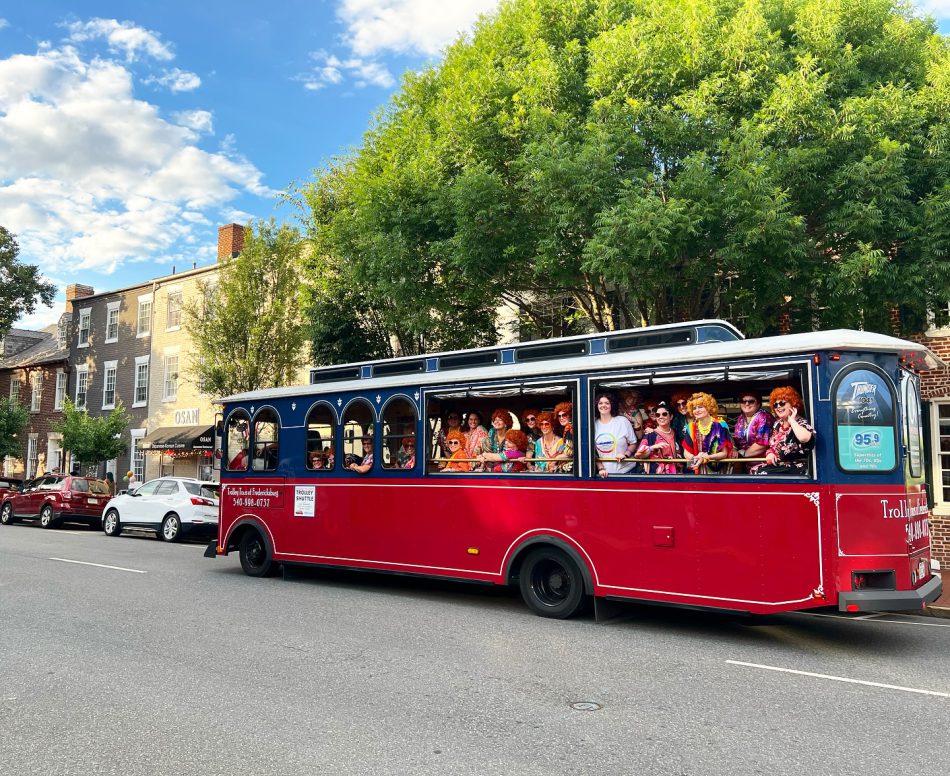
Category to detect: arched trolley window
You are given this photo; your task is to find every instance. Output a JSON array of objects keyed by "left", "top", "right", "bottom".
[
  {"left": 251, "top": 408, "right": 280, "bottom": 472},
  {"left": 832, "top": 365, "right": 898, "bottom": 473},
  {"left": 306, "top": 403, "right": 337, "bottom": 471},
  {"left": 382, "top": 397, "right": 417, "bottom": 470},
  {"left": 341, "top": 400, "right": 375, "bottom": 472},
  {"left": 225, "top": 410, "right": 250, "bottom": 472}
]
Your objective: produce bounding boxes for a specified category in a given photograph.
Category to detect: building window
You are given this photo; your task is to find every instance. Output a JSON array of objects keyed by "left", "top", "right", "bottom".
[
  {"left": 47, "top": 433, "right": 63, "bottom": 475},
  {"left": 54, "top": 370, "right": 66, "bottom": 410},
  {"left": 137, "top": 296, "right": 152, "bottom": 337},
  {"left": 166, "top": 290, "right": 182, "bottom": 330},
  {"left": 9, "top": 378, "right": 20, "bottom": 402},
  {"left": 105, "top": 302, "right": 120, "bottom": 343},
  {"left": 102, "top": 361, "right": 117, "bottom": 409},
  {"left": 163, "top": 354, "right": 179, "bottom": 401},
  {"left": 57, "top": 319, "right": 69, "bottom": 350},
  {"left": 130, "top": 429, "right": 146, "bottom": 483},
  {"left": 75, "top": 367, "right": 88, "bottom": 410},
  {"left": 30, "top": 372, "right": 42, "bottom": 412},
  {"left": 134, "top": 357, "right": 149, "bottom": 407},
  {"left": 937, "top": 403, "right": 950, "bottom": 505},
  {"left": 78, "top": 309, "right": 91, "bottom": 346},
  {"left": 26, "top": 434, "right": 38, "bottom": 479}
]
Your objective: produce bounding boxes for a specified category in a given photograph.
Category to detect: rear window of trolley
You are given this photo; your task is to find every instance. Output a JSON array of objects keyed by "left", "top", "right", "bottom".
[{"left": 833, "top": 365, "right": 898, "bottom": 473}]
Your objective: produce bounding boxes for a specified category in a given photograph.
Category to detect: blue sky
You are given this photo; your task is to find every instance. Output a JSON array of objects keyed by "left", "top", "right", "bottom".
[{"left": 1, "top": 1, "right": 948, "bottom": 330}]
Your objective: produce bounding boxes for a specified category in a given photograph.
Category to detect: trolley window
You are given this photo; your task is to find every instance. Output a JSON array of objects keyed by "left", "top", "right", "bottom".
[
  {"left": 225, "top": 411, "right": 250, "bottom": 471},
  {"left": 251, "top": 409, "right": 279, "bottom": 472},
  {"left": 305, "top": 403, "right": 336, "bottom": 471},
  {"left": 901, "top": 374, "right": 924, "bottom": 479},
  {"left": 382, "top": 397, "right": 417, "bottom": 470},
  {"left": 833, "top": 366, "right": 898, "bottom": 473}
]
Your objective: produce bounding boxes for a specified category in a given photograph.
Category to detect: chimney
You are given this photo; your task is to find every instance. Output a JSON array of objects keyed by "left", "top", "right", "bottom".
[
  {"left": 218, "top": 223, "right": 245, "bottom": 260},
  {"left": 65, "top": 283, "right": 95, "bottom": 313}
]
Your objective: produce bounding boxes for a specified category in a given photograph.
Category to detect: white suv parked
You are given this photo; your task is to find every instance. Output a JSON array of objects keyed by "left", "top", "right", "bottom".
[{"left": 102, "top": 477, "right": 219, "bottom": 542}]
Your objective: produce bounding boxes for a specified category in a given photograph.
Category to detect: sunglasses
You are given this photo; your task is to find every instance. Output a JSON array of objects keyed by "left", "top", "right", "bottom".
[
  {"left": 740, "top": 398, "right": 757, "bottom": 405},
  {"left": 525, "top": 416, "right": 536, "bottom": 422},
  {"left": 539, "top": 421, "right": 552, "bottom": 427},
  {"left": 655, "top": 411, "right": 670, "bottom": 417},
  {"left": 557, "top": 412, "right": 569, "bottom": 418},
  {"left": 676, "top": 400, "right": 687, "bottom": 406},
  {"left": 773, "top": 400, "right": 788, "bottom": 408},
  {"left": 446, "top": 440, "right": 461, "bottom": 446}
]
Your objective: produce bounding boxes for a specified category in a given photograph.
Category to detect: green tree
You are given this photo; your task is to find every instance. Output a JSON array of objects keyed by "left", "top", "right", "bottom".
[
  {"left": 0, "top": 397, "right": 29, "bottom": 462},
  {"left": 184, "top": 219, "right": 308, "bottom": 396},
  {"left": 302, "top": 0, "right": 950, "bottom": 337},
  {"left": 0, "top": 226, "right": 57, "bottom": 337},
  {"left": 53, "top": 400, "right": 132, "bottom": 468}
]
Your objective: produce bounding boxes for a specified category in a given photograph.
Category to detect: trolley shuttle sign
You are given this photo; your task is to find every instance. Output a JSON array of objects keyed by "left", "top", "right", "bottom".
[{"left": 206, "top": 320, "right": 943, "bottom": 619}]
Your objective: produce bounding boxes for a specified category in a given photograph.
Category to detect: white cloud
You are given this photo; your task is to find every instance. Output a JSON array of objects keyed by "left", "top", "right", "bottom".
[
  {"left": 0, "top": 19, "right": 9, "bottom": 31},
  {"left": 144, "top": 67, "right": 201, "bottom": 92},
  {"left": 301, "top": 50, "right": 394, "bottom": 90},
  {"left": 915, "top": 1, "right": 950, "bottom": 18},
  {"left": 338, "top": 0, "right": 499, "bottom": 57},
  {"left": 64, "top": 18, "right": 174, "bottom": 61},
  {"left": 173, "top": 109, "right": 213, "bottom": 133},
  {"left": 0, "top": 42, "right": 275, "bottom": 277}
]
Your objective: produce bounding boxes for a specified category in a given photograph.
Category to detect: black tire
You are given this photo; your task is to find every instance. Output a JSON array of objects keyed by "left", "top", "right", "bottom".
[
  {"left": 39, "top": 504, "right": 58, "bottom": 530},
  {"left": 519, "top": 547, "right": 588, "bottom": 619},
  {"left": 0, "top": 502, "right": 15, "bottom": 525},
  {"left": 161, "top": 513, "right": 182, "bottom": 543},
  {"left": 239, "top": 530, "right": 278, "bottom": 577},
  {"left": 103, "top": 509, "right": 122, "bottom": 537}
]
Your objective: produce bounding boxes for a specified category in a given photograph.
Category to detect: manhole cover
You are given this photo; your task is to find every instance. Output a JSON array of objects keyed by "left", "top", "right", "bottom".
[{"left": 570, "top": 701, "right": 602, "bottom": 711}]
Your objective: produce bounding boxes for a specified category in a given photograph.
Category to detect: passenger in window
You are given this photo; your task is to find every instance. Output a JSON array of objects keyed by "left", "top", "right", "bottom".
[
  {"left": 479, "top": 429, "right": 529, "bottom": 473},
  {"left": 553, "top": 401, "right": 575, "bottom": 473},
  {"left": 642, "top": 401, "right": 659, "bottom": 431},
  {"left": 733, "top": 393, "right": 773, "bottom": 471},
  {"left": 326, "top": 445, "right": 335, "bottom": 469},
  {"left": 463, "top": 410, "right": 489, "bottom": 467},
  {"left": 682, "top": 392, "right": 734, "bottom": 475},
  {"left": 594, "top": 393, "right": 638, "bottom": 478},
  {"left": 442, "top": 430, "right": 471, "bottom": 472},
  {"left": 521, "top": 408, "right": 541, "bottom": 448},
  {"left": 348, "top": 438, "right": 375, "bottom": 474},
  {"left": 670, "top": 391, "right": 691, "bottom": 443},
  {"left": 634, "top": 401, "right": 682, "bottom": 474},
  {"left": 752, "top": 387, "right": 815, "bottom": 476},
  {"left": 481, "top": 409, "right": 511, "bottom": 458},
  {"left": 228, "top": 447, "right": 248, "bottom": 471},
  {"left": 532, "top": 412, "right": 568, "bottom": 473},
  {"left": 619, "top": 390, "right": 646, "bottom": 440},
  {"left": 308, "top": 450, "right": 325, "bottom": 470},
  {"left": 398, "top": 437, "right": 416, "bottom": 469},
  {"left": 437, "top": 412, "right": 463, "bottom": 458}
]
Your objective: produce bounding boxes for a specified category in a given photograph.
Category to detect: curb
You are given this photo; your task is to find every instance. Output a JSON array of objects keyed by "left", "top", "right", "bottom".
[{"left": 922, "top": 606, "right": 950, "bottom": 620}]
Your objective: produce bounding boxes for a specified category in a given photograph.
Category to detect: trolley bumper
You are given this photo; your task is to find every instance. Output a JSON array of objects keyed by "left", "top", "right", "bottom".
[{"left": 837, "top": 574, "right": 942, "bottom": 612}]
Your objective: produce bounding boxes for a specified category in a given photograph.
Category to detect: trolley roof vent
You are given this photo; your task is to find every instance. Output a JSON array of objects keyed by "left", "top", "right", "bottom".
[
  {"left": 372, "top": 359, "right": 426, "bottom": 378},
  {"left": 310, "top": 366, "right": 362, "bottom": 384},
  {"left": 606, "top": 329, "right": 694, "bottom": 352},
  {"left": 439, "top": 351, "right": 501, "bottom": 371},
  {"left": 516, "top": 341, "right": 589, "bottom": 362}
]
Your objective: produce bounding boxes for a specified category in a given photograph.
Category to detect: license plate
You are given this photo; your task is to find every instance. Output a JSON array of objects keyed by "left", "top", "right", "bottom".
[{"left": 87, "top": 498, "right": 98, "bottom": 505}]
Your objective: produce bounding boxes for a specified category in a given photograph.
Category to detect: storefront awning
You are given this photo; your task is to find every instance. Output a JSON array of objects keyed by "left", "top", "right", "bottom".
[{"left": 140, "top": 425, "right": 215, "bottom": 452}]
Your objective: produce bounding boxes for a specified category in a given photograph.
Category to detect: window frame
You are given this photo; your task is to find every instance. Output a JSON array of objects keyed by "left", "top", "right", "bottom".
[
  {"left": 305, "top": 401, "right": 338, "bottom": 473},
  {"left": 381, "top": 395, "right": 418, "bottom": 470},
  {"left": 831, "top": 362, "right": 899, "bottom": 475},
  {"left": 9, "top": 378, "right": 20, "bottom": 402},
  {"left": 137, "top": 294, "right": 153, "bottom": 338},
  {"left": 75, "top": 366, "right": 89, "bottom": 410},
  {"left": 54, "top": 369, "right": 66, "bottom": 410},
  {"left": 225, "top": 410, "right": 251, "bottom": 472},
  {"left": 30, "top": 372, "right": 42, "bottom": 412},
  {"left": 341, "top": 398, "right": 377, "bottom": 474},
  {"left": 105, "top": 301, "right": 120, "bottom": 343},
  {"left": 166, "top": 288, "right": 183, "bottom": 331},
  {"left": 251, "top": 407, "right": 280, "bottom": 473},
  {"left": 133, "top": 356, "right": 149, "bottom": 407},
  {"left": 78, "top": 309, "right": 91, "bottom": 347},
  {"left": 163, "top": 352, "right": 179, "bottom": 402},
  {"left": 101, "top": 360, "right": 118, "bottom": 409}
]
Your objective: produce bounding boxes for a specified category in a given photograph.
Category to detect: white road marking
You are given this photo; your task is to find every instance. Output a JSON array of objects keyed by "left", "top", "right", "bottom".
[
  {"left": 48, "top": 558, "right": 146, "bottom": 574},
  {"left": 726, "top": 660, "right": 950, "bottom": 698},
  {"left": 794, "top": 611, "right": 950, "bottom": 628}
]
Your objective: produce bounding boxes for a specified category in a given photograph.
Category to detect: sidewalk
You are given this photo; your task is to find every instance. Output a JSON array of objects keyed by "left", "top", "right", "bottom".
[{"left": 922, "top": 575, "right": 950, "bottom": 618}]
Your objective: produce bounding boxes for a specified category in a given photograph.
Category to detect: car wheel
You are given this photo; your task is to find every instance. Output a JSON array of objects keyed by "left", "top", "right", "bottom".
[
  {"left": 103, "top": 509, "right": 122, "bottom": 537},
  {"left": 0, "top": 502, "right": 15, "bottom": 525},
  {"left": 239, "top": 530, "right": 278, "bottom": 577},
  {"left": 161, "top": 513, "right": 182, "bottom": 543},
  {"left": 39, "top": 504, "right": 58, "bottom": 530},
  {"left": 518, "top": 547, "right": 588, "bottom": 619}
]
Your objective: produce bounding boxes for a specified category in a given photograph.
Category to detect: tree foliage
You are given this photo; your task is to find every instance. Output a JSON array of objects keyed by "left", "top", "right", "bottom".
[
  {"left": 184, "top": 219, "right": 308, "bottom": 396},
  {"left": 53, "top": 399, "right": 132, "bottom": 466},
  {"left": 302, "top": 0, "right": 950, "bottom": 338},
  {"left": 0, "top": 226, "right": 57, "bottom": 338},
  {"left": 0, "top": 397, "right": 29, "bottom": 462}
]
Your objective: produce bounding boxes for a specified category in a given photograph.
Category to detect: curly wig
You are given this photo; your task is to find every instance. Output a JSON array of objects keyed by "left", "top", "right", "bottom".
[
  {"left": 619, "top": 389, "right": 642, "bottom": 407},
  {"left": 505, "top": 429, "right": 529, "bottom": 452},
  {"left": 446, "top": 429, "right": 466, "bottom": 444},
  {"left": 553, "top": 401, "right": 573, "bottom": 420},
  {"left": 686, "top": 392, "right": 721, "bottom": 419},
  {"left": 520, "top": 408, "right": 540, "bottom": 425},
  {"left": 670, "top": 390, "right": 691, "bottom": 406},
  {"left": 768, "top": 385, "right": 804, "bottom": 412},
  {"left": 536, "top": 410, "right": 556, "bottom": 429},
  {"left": 491, "top": 408, "right": 512, "bottom": 426}
]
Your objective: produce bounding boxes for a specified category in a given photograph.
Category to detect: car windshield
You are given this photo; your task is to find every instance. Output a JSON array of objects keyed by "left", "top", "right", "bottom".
[
  {"left": 72, "top": 479, "right": 110, "bottom": 494},
  {"left": 184, "top": 482, "right": 219, "bottom": 500}
]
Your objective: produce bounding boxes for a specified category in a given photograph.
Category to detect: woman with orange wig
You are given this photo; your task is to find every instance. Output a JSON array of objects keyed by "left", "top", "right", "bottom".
[
  {"left": 478, "top": 428, "right": 530, "bottom": 473},
  {"left": 442, "top": 429, "right": 471, "bottom": 472},
  {"left": 681, "top": 392, "right": 734, "bottom": 475},
  {"left": 553, "top": 401, "right": 575, "bottom": 472},
  {"left": 752, "top": 386, "right": 815, "bottom": 475}
]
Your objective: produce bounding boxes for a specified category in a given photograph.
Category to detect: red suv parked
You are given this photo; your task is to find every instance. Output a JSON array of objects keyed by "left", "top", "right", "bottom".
[{"left": 0, "top": 475, "right": 111, "bottom": 529}]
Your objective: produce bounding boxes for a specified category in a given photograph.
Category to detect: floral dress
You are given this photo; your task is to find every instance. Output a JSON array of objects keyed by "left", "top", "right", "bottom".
[
  {"left": 681, "top": 419, "right": 734, "bottom": 475},
  {"left": 533, "top": 436, "right": 566, "bottom": 472},
  {"left": 752, "top": 418, "right": 816, "bottom": 475},
  {"left": 733, "top": 410, "right": 772, "bottom": 456}
]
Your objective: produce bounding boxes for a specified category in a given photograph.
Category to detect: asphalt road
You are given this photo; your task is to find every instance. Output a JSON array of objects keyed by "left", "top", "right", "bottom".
[{"left": 1, "top": 523, "right": 948, "bottom": 776}]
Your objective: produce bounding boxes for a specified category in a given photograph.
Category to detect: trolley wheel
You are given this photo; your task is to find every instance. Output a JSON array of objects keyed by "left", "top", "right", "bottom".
[
  {"left": 239, "top": 530, "right": 278, "bottom": 578},
  {"left": 519, "top": 547, "right": 587, "bottom": 619},
  {"left": 161, "top": 513, "right": 182, "bottom": 543},
  {"left": 39, "top": 504, "right": 58, "bottom": 529},
  {"left": 103, "top": 509, "right": 122, "bottom": 537}
]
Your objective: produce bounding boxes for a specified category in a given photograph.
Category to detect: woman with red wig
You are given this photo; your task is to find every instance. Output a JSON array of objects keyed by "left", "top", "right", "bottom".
[
  {"left": 478, "top": 428, "right": 530, "bottom": 473},
  {"left": 531, "top": 411, "right": 567, "bottom": 472},
  {"left": 681, "top": 392, "right": 734, "bottom": 475},
  {"left": 442, "top": 430, "right": 471, "bottom": 472},
  {"left": 482, "top": 408, "right": 512, "bottom": 459},
  {"left": 752, "top": 386, "right": 815, "bottom": 475},
  {"left": 553, "top": 401, "right": 575, "bottom": 472}
]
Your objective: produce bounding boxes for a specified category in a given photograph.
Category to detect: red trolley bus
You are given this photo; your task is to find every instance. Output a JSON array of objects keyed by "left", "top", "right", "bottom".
[{"left": 205, "top": 320, "right": 943, "bottom": 619}]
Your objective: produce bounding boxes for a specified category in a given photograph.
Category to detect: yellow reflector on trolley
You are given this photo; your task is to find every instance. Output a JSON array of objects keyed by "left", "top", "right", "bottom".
[{"left": 467, "top": 547, "right": 480, "bottom": 555}]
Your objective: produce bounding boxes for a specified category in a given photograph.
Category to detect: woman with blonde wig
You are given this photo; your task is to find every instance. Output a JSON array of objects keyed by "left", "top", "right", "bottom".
[{"left": 681, "top": 392, "right": 734, "bottom": 475}]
